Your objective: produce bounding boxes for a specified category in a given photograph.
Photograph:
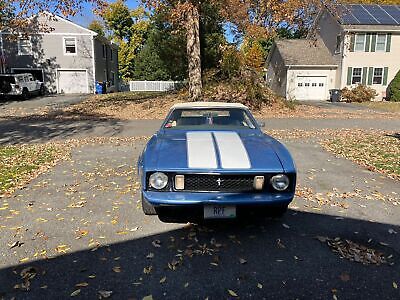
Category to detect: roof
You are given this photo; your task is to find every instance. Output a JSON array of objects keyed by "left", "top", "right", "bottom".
[
  {"left": 274, "top": 39, "right": 337, "bottom": 67},
  {"left": 171, "top": 102, "right": 248, "bottom": 109},
  {"left": 336, "top": 4, "right": 400, "bottom": 26}
]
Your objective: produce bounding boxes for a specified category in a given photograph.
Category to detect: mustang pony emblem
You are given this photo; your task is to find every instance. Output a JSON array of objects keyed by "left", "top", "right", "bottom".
[{"left": 216, "top": 178, "right": 223, "bottom": 186}]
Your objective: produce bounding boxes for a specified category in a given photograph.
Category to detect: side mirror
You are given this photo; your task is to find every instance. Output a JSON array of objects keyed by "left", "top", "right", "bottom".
[{"left": 258, "top": 121, "right": 266, "bottom": 128}]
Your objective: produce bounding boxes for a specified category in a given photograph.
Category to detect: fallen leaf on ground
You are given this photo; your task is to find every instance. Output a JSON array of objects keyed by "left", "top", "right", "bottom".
[
  {"left": 239, "top": 258, "right": 247, "bottom": 264},
  {"left": 98, "top": 290, "right": 113, "bottom": 298},
  {"left": 75, "top": 282, "right": 89, "bottom": 287},
  {"left": 228, "top": 289, "right": 238, "bottom": 297},
  {"left": 160, "top": 276, "right": 166, "bottom": 283},
  {"left": 70, "top": 289, "right": 81, "bottom": 297}
]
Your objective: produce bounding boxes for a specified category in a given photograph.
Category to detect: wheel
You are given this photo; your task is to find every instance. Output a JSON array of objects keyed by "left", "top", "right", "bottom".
[
  {"left": 141, "top": 194, "right": 157, "bottom": 215},
  {"left": 39, "top": 85, "right": 45, "bottom": 96},
  {"left": 21, "top": 88, "right": 30, "bottom": 100},
  {"left": 271, "top": 205, "right": 288, "bottom": 218}
]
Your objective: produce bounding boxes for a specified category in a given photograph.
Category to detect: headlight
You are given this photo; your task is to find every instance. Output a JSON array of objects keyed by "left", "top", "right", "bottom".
[
  {"left": 149, "top": 172, "right": 168, "bottom": 190},
  {"left": 270, "top": 174, "right": 289, "bottom": 191}
]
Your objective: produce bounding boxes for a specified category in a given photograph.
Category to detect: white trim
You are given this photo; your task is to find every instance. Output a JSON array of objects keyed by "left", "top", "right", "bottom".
[
  {"left": 375, "top": 33, "right": 387, "bottom": 52},
  {"left": 110, "top": 71, "right": 115, "bottom": 86},
  {"left": 351, "top": 67, "right": 363, "bottom": 85},
  {"left": 63, "top": 36, "right": 78, "bottom": 56},
  {"left": 286, "top": 65, "right": 338, "bottom": 68},
  {"left": 91, "top": 36, "right": 96, "bottom": 94},
  {"left": 354, "top": 33, "right": 366, "bottom": 52},
  {"left": 11, "top": 68, "right": 45, "bottom": 83},
  {"left": 56, "top": 68, "right": 89, "bottom": 94},
  {"left": 17, "top": 36, "right": 33, "bottom": 56},
  {"left": 372, "top": 67, "right": 384, "bottom": 85},
  {"left": 42, "top": 11, "right": 98, "bottom": 35}
]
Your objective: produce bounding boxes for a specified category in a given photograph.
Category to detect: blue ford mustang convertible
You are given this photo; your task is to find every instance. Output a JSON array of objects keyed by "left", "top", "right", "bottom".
[{"left": 138, "top": 102, "right": 296, "bottom": 223}]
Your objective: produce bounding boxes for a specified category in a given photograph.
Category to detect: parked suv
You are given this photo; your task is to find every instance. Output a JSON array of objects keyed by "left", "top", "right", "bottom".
[{"left": 0, "top": 73, "right": 45, "bottom": 100}]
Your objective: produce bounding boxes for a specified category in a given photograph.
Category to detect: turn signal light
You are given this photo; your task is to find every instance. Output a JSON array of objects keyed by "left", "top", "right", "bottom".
[
  {"left": 175, "top": 175, "right": 185, "bottom": 190},
  {"left": 253, "top": 176, "right": 265, "bottom": 190}
]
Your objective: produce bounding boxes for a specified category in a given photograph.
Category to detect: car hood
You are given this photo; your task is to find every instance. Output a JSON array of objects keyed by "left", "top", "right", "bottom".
[{"left": 149, "top": 131, "right": 285, "bottom": 173}]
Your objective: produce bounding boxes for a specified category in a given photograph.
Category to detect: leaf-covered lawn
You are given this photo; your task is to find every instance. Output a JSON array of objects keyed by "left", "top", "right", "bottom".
[
  {"left": 356, "top": 102, "right": 400, "bottom": 113},
  {"left": 321, "top": 131, "right": 400, "bottom": 180},
  {"left": 0, "top": 144, "right": 67, "bottom": 196}
]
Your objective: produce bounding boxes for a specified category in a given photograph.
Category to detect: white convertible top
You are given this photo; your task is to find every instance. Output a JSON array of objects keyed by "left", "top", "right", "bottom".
[{"left": 171, "top": 102, "right": 248, "bottom": 110}]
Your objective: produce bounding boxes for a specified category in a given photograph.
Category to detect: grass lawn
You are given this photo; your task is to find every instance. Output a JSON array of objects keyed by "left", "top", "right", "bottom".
[
  {"left": 0, "top": 144, "right": 67, "bottom": 196},
  {"left": 356, "top": 101, "right": 400, "bottom": 113},
  {"left": 321, "top": 130, "right": 400, "bottom": 180}
]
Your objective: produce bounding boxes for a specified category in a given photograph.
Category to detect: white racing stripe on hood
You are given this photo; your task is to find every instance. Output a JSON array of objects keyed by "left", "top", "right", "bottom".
[
  {"left": 186, "top": 132, "right": 217, "bottom": 169},
  {"left": 213, "top": 132, "right": 251, "bottom": 169}
]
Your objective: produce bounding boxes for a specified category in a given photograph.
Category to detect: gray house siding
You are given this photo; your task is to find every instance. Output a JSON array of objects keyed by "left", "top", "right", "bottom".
[
  {"left": 266, "top": 46, "right": 287, "bottom": 97},
  {"left": 316, "top": 11, "right": 345, "bottom": 88},
  {"left": 0, "top": 13, "right": 119, "bottom": 94},
  {"left": 2, "top": 33, "right": 95, "bottom": 93},
  {"left": 94, "top": 38, "right": 119, "bottom": 91}
]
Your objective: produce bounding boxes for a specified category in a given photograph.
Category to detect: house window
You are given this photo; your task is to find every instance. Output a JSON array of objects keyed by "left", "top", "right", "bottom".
[
  {"left": 352, "top": 68, "right": 362, "bottom": 84},
  {"left": 110, "top": 71, "right": 115, "bottom": 86},
  {"left": 18, "top": 37, "right": 32, "bottom": 56},
  {"left": 63, "top": 37, "right": 77, "bottom": 55},
  {"left": 319, "top": 83, "right": 324, "bottom": 87},
  {"left": 375, "top": 34, "right": 386, "bottom": 52},
  {"left": 110, "top": 48, "right": 113, "bottom": 61},
  {"left": 102, "top": 44, "right": 107, "bottom": 59},
  {"left": 312, "top": 83, "right": 317, "bottom": 87},
  {"left": 335, "top": 35, "right": 341, "bottom": 53},
  {"left": 298, "top": 83, "right": 303, "bottom": 87},
  {"left": 354, "top": 34, "right": 366, "bottom": 51},
  {"left": 304, "top": 83, "right": 310, "bottom": 87},
  {"left": 373, "top": 68, "right": 383, "bottom": 84}
]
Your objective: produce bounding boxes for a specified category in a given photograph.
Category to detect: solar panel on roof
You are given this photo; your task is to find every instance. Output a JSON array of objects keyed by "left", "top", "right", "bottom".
[
  {"left": 340, "top": 5, "right": 360, "bottom": 24},
  {"left": 356, "top": 5, "right": 380, "bottom": 24},
  {"left": 367, "top": 5, "right": 398, "bottom": 25},
  {"left": 381, "top": 5, "right": 400, "bottom": 24}
]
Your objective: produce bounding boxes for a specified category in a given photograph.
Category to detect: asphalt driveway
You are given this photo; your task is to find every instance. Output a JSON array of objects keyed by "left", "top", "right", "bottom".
[{"left": 0, "top": 136, "right": 399, "bottom": 299}]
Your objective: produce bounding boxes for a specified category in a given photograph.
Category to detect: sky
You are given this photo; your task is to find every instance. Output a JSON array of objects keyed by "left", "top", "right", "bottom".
[
  {"left": 71, "top": 0, "right": 235, "bottom": 43},
  {"left": 71, "top": 0, "right": 141, "bottom": 27}
]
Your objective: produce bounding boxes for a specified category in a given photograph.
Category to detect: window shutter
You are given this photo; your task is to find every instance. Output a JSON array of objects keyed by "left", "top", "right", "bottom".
[
  {"left": 347, "top": 67, "right": 353, "bottom": 85},
  {"left": 370, "top": 34, "right": 377, "bottom": 52},
  {"left": 383, "top": 67, "right": 389, "bottom": 85},
  {"left": 362, "top": 67, "right": 368, "bottom": 85},
  {"left": 386, "top": 33, "right": 392, "bottom": 52},
  {"left": 349, "top": 34, "right": 355, "bottom": 52},
  {"left": 365, "top": 33, "right": 371, "bottom": 52},
  {"left": 368, "top": 67, "right": 373, "bottom": 85}
]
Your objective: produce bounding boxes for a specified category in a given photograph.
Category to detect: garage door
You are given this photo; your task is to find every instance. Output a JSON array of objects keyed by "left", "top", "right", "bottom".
[
  {"left": 294, "top": 76, "right": 327, "bottom": 100},
  {"left": 57, "top": 70, "right": 88, "bottom": 94}
]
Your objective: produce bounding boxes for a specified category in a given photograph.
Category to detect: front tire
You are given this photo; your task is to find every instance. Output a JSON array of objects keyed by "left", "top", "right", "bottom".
[
  {"left": 141, "top": 194, "right": 157, "bottom": 215},
  {"left": 39, "top": 85, "right": 45, "bottom": 96},
  {"left": 21, "top": 88, "right": 30, "bottom": 100},
  {"left": 271, "top": 205, "right": 288, "bottom": 217}
]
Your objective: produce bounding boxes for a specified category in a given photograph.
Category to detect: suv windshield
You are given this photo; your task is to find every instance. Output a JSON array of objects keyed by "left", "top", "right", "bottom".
[
  {"left": 0, "top": 76, "right": 16, "bottom": 84},
  {"left": 164, "top": 108, "right": 257, "bottom": 130}
]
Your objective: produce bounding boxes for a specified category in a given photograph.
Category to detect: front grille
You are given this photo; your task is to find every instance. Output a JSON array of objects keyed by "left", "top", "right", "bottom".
[{"left": 181, "top": 174, "right": 257, "bottom": 192}]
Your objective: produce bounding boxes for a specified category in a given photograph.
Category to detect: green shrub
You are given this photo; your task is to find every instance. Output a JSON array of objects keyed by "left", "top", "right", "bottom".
[
  {"left": 341, "top": 85, "right": 377, "bottom": 103},
  {"left": 387, "top": 70, "right": 400, "bottom": 102}
]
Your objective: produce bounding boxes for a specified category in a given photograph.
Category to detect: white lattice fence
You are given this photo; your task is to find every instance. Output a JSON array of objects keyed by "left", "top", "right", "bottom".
[{"left": 129, "top": 81, "right": 182, "bottom": 92}]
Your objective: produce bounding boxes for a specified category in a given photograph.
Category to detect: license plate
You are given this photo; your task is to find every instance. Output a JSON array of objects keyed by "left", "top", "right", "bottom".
[{"left": 204, "top": 205, "right": 236, "bottom": 219}]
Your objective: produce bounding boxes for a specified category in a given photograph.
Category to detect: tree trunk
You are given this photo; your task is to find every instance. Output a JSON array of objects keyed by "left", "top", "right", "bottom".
[{"left": 186, "top": 3, "right": 202, "bottom": 101}]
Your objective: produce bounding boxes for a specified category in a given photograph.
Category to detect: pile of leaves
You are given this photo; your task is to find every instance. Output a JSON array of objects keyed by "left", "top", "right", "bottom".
[
  {"left": 317, "top": 236, "right": 390, "bottom": 266},
  {"left": 0, "top": 144, "right": 69, "bottom": 196},
  {"left": 320, "top": 130, "right": 400, "bottom": 181},
  {"left": 341, "top": 85, "right": 378, "bottom": 103}
]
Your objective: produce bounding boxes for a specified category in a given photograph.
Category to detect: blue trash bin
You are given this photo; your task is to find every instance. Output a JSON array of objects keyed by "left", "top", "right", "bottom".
[{"left": 96, "top": 82, "right": 103, "bottom": 94}]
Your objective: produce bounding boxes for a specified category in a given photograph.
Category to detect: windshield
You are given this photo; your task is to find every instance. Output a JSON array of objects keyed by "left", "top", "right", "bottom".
[
  {"left": 164, "top": 108, "right": 257, "bottom": 130},
  {"left": 0, "top": 76, "right": 16, "bottom": 84}
]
